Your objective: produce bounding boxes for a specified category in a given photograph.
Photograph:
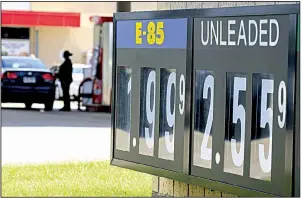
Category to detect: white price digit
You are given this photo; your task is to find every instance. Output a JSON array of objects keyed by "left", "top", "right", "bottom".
[
  {"left": 231, "top": 77, "right": 246, "bottom": 167},
  {"left": 127, "top": 77, "right": 131, "bottom": 94},
  {"left": 179, "top": 74, "right": 185, "bottom": 115},
  {"left": 165, "top": 72, "right": 176, "bottom": 153},
  {"left": 200, "top": 75, "right": 214, "bottom": 161},
  {"left": 259, "top": 79, "right": 274, "bottom": 173},
  {"left": 278, "top": 81, "right": 286, "bottom": 128},
  {"left": 145, "top": 71, "right": 156, "bottom": 149}
]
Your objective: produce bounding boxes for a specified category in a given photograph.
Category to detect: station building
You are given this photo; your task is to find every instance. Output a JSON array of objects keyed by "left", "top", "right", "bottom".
[{"left": 1, "top": 2, "right": 157, "bottom": 67}]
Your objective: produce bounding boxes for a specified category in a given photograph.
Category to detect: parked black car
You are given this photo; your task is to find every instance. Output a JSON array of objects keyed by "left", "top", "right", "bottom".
[{"left": 1, "top": 56, "right": 56, "bottom": 111}]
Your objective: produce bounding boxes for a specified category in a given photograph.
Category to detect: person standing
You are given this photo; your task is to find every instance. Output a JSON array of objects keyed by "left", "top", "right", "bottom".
[{"left": 58, "top": 50, "right": 73, "bottom": 111}]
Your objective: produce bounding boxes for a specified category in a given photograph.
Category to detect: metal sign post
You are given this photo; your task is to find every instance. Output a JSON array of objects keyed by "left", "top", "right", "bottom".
[
  {"left": 111, "top": 4, "right": 300, "bottom": 197},
  {"left": 116, "top": 1, "right": 131, "bottom": 12}
]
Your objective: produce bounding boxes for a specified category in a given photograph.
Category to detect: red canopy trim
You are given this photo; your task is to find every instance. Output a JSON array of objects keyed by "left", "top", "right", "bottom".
[
  {"left": 1, "top": 10, "right": 81, "bottom": 27},
  {"left": 89, "top": 16, "right": 113, "bottom": 25}
]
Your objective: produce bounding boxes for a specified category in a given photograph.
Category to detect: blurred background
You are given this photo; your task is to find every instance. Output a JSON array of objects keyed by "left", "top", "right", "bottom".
[
  {"left": 2, "top": 2, "right": 157, "bottom": 65},
  {"left": 1, "top": 2, "right": 156, "bottom": 196}
]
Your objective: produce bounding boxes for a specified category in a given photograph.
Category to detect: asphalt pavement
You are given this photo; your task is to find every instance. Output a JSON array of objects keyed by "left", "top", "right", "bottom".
[{"left": 2, "top": 101, "right": 112, "bottom": 165}]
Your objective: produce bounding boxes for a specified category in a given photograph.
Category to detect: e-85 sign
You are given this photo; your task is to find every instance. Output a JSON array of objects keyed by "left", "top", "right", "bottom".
[
  {"left": 114, "top": 18, "right": 188, "bottom": 167},
  {"left": 113, "top": 8, "right": 299, "bottom": 196}
]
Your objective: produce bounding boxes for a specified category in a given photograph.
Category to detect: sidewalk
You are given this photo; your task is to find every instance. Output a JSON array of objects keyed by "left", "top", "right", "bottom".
[{"left": 2, "top": 126, "right": 111, "bottom": 165}]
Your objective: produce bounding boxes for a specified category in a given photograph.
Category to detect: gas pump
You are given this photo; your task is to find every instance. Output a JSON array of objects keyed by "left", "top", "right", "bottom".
[{"left": 79, "top": 16, "right": 113, "bottom": 112}]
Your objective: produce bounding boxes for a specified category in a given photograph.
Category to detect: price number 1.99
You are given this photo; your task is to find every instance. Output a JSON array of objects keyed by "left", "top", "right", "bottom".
[
  {"left": 139, "top": 67, "right": 185, "bottom": 160},
  {"left": 115, "top": 67, "right": 132, "bottom": 152}
]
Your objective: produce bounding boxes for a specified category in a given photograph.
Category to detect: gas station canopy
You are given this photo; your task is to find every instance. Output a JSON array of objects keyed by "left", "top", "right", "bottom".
[
  {"left": 89, "top": 16, "right": 113, "bottom": 25},
  {"left": 1, "top": 10, "right": 81, "bottom": 27}
]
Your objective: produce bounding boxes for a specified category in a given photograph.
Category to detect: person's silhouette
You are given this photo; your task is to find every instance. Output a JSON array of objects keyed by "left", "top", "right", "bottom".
[{"left": 58, "top": 50, "right": 73, "bottom": 111}]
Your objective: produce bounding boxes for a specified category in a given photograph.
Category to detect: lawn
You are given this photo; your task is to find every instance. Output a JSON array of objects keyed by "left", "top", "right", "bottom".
[{"left": 2, "top": 161, "right": 153, "bottom": 197}]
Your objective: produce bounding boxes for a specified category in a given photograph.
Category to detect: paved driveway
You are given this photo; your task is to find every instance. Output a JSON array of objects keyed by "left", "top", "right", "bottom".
[{"left": 2, "top": 101, "right": 112, "bottom": 165}]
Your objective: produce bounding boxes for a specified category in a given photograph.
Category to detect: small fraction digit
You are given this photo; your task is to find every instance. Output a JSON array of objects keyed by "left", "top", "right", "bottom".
[
  {"left": 278, "top": 80, "right": 286, "bottom": 128},
  {"left": 179, "top": 74, "right": 185, "bottom": 115}
]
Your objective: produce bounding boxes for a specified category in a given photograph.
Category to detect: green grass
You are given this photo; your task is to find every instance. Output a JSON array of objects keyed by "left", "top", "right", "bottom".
[{"left": 2, "top": 161, "right": 152, "bottom": 197}]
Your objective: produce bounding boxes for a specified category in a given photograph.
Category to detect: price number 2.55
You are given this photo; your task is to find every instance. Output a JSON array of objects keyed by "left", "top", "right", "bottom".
[{"left": 194, "top": 71, "right": 287, "bottom": 181}]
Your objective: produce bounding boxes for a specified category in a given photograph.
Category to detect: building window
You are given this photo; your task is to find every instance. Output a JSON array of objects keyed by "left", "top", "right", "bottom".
[{"left": 1, "top": 27, "right": 30, "bottom": 39}]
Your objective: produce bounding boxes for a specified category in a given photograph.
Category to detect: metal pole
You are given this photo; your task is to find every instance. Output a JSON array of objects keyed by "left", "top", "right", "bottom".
[
  {"left": 35, "top": 28, "right": 39, "bottom": 58},
  {"left": 116, "top": 1, "right": 131, "bottom": 12}
]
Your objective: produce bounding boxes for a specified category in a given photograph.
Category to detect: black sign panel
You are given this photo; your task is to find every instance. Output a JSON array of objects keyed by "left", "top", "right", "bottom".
[
  {"left": 191, "top": 14, "right": 295, "bottom": 196},
  {"left": 112, "top": 17, "right": 191, "bottom": 174},
  {"left": 111, "top": 4, "right": 300, "bottom": 197}
]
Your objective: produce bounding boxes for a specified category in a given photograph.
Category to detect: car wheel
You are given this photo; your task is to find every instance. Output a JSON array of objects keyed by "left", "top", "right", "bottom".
[
  {"left": 25, "top": 102, "right": 32, "bottom": 110},
  {"left": 44, "top": 100, "right": 54, "bottom": 111}
]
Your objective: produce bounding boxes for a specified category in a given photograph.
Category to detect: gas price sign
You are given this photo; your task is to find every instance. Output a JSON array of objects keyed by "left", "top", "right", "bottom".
[
  {"left": 111, "top": 4, "right": 300, "bottom": 197},
  {"left": 191, "top": 14, "right": 297, "bottom": 196}
]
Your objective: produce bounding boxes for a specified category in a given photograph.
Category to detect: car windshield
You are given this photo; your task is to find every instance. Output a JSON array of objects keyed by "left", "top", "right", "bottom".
[{"left": 2, "top": 58, "right": 46, "bottom": 69}]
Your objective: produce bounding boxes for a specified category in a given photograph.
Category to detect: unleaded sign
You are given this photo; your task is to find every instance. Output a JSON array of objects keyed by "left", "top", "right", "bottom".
[{"left": 111, "top": 4, "right": 300, "bottom": 197}]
